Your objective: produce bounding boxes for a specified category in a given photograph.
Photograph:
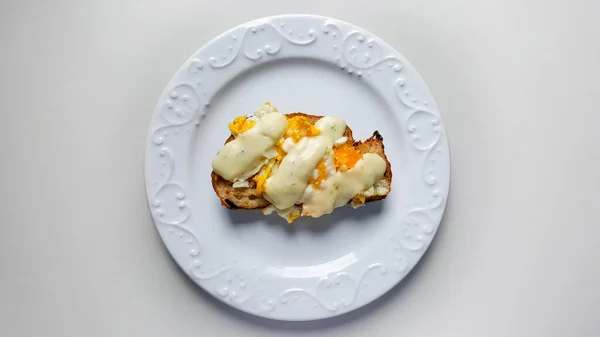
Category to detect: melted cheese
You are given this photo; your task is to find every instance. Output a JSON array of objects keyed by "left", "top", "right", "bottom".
[
  {"left": 211, "top": 112, "right": 287, "bottom": 181},
  {"left": 263, "top": 117, "right": 346, "bottom": 209},
  {"left": 301, "top": 153, "right": 387, "bottom": 217}
]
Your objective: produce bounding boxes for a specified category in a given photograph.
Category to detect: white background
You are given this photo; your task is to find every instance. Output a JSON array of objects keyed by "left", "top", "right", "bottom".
[{"left": 1, "top": 0, "right": 599, "bottom": 336}]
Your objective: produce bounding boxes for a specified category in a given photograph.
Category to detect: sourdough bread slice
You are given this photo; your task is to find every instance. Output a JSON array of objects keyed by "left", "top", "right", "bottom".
[{"left": 211, "top": 113, "right": 392, "bottom": 212}]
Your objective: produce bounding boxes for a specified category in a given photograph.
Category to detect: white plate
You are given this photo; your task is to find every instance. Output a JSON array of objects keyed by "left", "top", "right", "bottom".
[{"left": 145, "top": 14, "right": 449, "bottom": 321}]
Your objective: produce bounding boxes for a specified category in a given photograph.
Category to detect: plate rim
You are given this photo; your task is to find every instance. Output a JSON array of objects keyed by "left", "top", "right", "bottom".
[{"left": 144, "top": 13, "right": 450, "bottom": 321}]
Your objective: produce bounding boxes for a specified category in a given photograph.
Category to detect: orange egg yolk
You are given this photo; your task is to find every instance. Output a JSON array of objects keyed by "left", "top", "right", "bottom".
[
  {"left": 308, "top": 160, "right": 328, "bottom": 189},
  {"left": 253, "top": 140, "right": 286, "bottom": 195},
  {"left": 287, "top": 210, "right": 301, "bottom": 223},
  {"left": 284, "top": 116, "right": 320, "bottom": 142},
  {"left": 247, "top": 114, "right": 361, "bottom": 197},
  {"left": 253, "top": 162, "right": 272, "bottom": 195},
  {"left": 333, "top": 144, "right": 363, "bottom": 171},
  {"left": 275, "top": 140, "right": 285, "bottom": 162},
  {"left": 228, "top": 115, "right": 256, "bottom": 135}
]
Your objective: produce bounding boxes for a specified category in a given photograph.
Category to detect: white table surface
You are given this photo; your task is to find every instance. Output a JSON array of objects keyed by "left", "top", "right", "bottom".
[{"left": 2, "top": 1, "right": 600, "bottom": 336}]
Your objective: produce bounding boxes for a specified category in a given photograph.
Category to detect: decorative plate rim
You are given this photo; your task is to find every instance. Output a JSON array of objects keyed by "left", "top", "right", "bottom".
[{"left": 144, "top": 14, "right": 450, "bottom": 321}]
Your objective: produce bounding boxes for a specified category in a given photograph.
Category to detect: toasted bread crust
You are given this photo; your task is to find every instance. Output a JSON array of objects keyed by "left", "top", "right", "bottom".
[{"left": 211, "top": 113, "right": 392, "bottom": 210}]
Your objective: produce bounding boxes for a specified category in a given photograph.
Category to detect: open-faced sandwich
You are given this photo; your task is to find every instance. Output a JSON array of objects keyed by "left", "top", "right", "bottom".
[{"left": 211, "top": 103, "right": 392, "bottom": 222}]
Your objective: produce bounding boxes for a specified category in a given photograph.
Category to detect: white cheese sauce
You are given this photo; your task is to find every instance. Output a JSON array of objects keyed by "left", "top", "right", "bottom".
[
  {"left": 263, "top": 117, "right": 346, "bottom": 209},
  {"left": 211, "top": 112, "right": 287, "bottom": 181},
  {"left": 301, "top": 153, "right": 387, "bottom": 217},
  {"left": 212, "top": 110, "right": 387, "bottom": 218}
]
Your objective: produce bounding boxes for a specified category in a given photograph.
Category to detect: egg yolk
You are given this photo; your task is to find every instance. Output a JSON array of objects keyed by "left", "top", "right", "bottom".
[
  {"left": 253, "top": 161, "right": 273, "bottom": 194},
  {"left": 284, "top": 116, "right": 320, "bottom": 142},
  {"left": 263, "top": 101, "right": 277, "bottom": 111},
  {"left": 287, "top": 210, "right": 301, "bottom": 223},
  {"left": 253, "top": 140, "right": 286, "bottom": 195},
  {"left": 333, "top": 144, "right": 363, "bottom": 171},
  {"left": 249, "top": 114, "right": 360, "bottom": 197},
  {"left": 308, "top": 160, "right": 328, "bottom": 189},
  {"left": 229, "top": 115, "right": 256, "bottom": 136},
  {"left": 275, "top": 140, "right": 285, "bottom": 162}
]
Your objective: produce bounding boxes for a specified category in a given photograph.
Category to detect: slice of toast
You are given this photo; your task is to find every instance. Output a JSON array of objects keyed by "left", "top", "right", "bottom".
[{"left": 211, "top": 112, "right": 392, "bottom": 214}]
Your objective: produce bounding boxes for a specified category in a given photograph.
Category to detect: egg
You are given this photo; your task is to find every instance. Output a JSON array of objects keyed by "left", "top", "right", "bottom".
[
  {"left": 333, "top": 143, "right": 363, "bottom": 171},
  {"left": 262, "top": 204, "right": 300, "bottom": 223},
  {"left": 227, "top": 105, "right": 367, "bottom": 222},
  {"left": 253, "top": 160, "right": 273, "bottom": 194},
  {"left": 281, "top": 138, "right": 295, "bottom": 153},
  {"left": 275, "top": 140, "right": 286, "bottom": 162},
  {"left": 254, "top": 101, "right": 278, "bottom": 118},
  {"left": 250, "top": 115, "right": 323, "bottom": 194},
  {"left": 307, "top": 159, "right": 328, "bottom": 189},
  {"left": 228, "top": 115, "right": 256, "bottom": 135},
  {"left": 284, "top": 116, "right": 320, "bottom": 142},
  {"left": 216, "top": 101, "right": 390, "bottom": 224}
]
